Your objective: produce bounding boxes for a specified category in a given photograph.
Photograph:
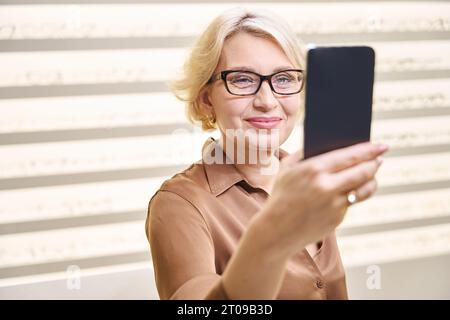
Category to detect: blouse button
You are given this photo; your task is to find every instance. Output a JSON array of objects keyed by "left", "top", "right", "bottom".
[{"left": 316, "top": 279, "right": 325, "bottom": 289}]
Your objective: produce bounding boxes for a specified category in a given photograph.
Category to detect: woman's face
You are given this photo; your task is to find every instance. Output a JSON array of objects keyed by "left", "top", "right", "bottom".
[{"left": 204, "top": 32, "right": 301, "bottom": 153}]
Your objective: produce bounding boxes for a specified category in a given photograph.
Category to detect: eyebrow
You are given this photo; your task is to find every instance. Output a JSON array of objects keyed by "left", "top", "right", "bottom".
[{"left": 228, "top": 66, "right": 295, "bottom": 73}]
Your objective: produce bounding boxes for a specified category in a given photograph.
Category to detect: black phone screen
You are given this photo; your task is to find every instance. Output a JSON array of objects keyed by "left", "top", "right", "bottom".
[{"left": 303, "top": 46, "right": 375, "bottom": 159}]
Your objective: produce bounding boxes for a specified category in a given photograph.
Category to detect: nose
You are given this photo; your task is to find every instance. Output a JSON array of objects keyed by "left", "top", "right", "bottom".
[{"left": 253, "top": 80, "right": 278, "bottom": 111}]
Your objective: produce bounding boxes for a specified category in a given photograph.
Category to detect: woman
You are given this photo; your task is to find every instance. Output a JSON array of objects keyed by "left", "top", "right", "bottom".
[{"left": 145, "top": 8, "right": 388, "bottom": 300}]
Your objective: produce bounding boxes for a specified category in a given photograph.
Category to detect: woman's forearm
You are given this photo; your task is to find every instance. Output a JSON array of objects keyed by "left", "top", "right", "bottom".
[{"left": 218, "top": 209, "right": 299, "bottom": 300}]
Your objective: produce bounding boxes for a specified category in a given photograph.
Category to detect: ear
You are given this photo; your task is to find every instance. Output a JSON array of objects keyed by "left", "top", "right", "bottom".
[{"left": 198, "top": 86, "right": 215, "bottom": 117}]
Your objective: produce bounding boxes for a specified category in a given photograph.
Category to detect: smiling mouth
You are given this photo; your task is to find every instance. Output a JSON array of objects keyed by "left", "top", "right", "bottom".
[{"left": 245, "top": 117, "right": 282, "bottom": 129}]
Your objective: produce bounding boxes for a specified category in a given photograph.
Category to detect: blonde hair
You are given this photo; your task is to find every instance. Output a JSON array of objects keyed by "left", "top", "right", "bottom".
[{"left": 171, "top": 7, "right": 306, "bottom": 131}]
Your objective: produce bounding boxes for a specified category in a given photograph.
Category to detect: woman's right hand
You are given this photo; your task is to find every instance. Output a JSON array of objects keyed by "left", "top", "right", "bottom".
[{"left": 257, "top": 141, "right": 389, "bottom": 258}]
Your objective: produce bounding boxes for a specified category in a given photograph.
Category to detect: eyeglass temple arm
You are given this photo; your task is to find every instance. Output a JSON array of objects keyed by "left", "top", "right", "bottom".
[{"left": 209, "top": 73, "right": 222, "bottom": 83}]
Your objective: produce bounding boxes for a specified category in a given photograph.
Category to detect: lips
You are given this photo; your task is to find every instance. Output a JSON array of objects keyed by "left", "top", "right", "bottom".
[{"left": 245, "top": 117, "right": 283, "bottom": 129}]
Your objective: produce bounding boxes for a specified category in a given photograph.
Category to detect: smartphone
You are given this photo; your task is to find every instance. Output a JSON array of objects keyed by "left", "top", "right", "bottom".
[{"left": 303, "top": 46, "right": 375, "bottom": 159}]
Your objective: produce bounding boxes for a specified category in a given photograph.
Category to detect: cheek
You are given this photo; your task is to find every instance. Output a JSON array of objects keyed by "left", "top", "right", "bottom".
[
  {"left": 284, "top": 95, "right": 302, "bottom": 115},
  {"left": 216, "top": 106, "right": 241, "bottom": 131},
  {"left": 282, "top": 97, "right": 302, "bottom": 124},
  {"left": 280, "top": 98, "right": 301, "bottom": 139},
  {"left": 213, "top": 98, "right": 249, "bottom": 130}
]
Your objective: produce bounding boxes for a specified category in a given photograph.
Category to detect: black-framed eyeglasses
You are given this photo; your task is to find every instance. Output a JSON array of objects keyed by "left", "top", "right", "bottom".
[{"left": 209, "top": 69, "right": 304, "bottom": 96}]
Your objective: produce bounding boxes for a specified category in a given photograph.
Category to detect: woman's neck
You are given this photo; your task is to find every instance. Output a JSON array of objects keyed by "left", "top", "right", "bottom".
[{"left": 218, "top": 136, "right": 280, "bottom": 194}]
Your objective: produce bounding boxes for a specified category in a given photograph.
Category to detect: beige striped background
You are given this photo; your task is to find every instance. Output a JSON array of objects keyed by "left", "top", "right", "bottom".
[{"left": 0, "top": 0, "right": 449, "bottom": 299}]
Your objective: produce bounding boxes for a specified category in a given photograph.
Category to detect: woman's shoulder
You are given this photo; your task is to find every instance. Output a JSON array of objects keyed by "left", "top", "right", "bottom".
[
  {"left": 148, "top": 160, "right": 215, "bottom": 216},
  {"left": 146, "top": 161, "right": 214, "bottom": 239},
  {"left": 158, "top": 160, "right": 211, "bottom": 196}
]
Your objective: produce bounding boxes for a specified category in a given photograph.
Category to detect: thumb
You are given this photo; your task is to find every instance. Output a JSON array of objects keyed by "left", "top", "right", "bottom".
[{"left": 280, "top": 148, "right": 304, "bottom": 166}]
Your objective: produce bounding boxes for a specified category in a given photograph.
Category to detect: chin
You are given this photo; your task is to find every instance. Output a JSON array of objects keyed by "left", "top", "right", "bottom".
[
  {"left": 221, "top": 124, "right": 285, "bottom": 151},
  {"left": 244, "top": 128, "right": 283, "bottom": 151}
]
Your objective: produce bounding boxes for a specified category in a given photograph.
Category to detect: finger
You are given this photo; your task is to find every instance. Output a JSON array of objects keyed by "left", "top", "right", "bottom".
[
  {"left": 332, "top": 158, "right": 382, "bottom": 193},
  {"left": 334, "top": 195, "right": 351, "bottom": 222},
  {"left": 280, "top": 148, "right": 303, "bottom": 166},
  {"left": 303, "top": 142, "right": 389, "bottom": 173},
  {"left": 353, "top": 179, "right": 378, "bottom": 203}
]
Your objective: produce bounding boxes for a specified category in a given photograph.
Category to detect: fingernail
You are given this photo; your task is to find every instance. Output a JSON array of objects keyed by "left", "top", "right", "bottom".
[
  {"left": 377, "top": 144, "right": 389, "bottom": 152},
  {"left": 376, "top": 157, "right": 383, "bottom": 165}
]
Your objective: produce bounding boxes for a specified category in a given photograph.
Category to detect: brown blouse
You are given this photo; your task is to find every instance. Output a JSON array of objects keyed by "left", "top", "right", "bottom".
[{"left": 145, "top": 137, "right": 348, "bottom": 300}]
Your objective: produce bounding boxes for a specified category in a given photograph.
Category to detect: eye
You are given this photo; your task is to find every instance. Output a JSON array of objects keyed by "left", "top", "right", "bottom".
[
  {"left": 230, "top": 75, "right": 254, "bottom": 83},
  {"left": 228, "top": 73, "right": 257, "bottom": 87},
  {"left": 274, "top": 73, "right": 295, "bottom": 83}
]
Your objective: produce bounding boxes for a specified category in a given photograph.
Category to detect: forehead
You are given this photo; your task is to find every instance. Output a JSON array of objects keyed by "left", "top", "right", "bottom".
[{"left": 217, "top": 32, "right": 293, "bottom": 73}]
